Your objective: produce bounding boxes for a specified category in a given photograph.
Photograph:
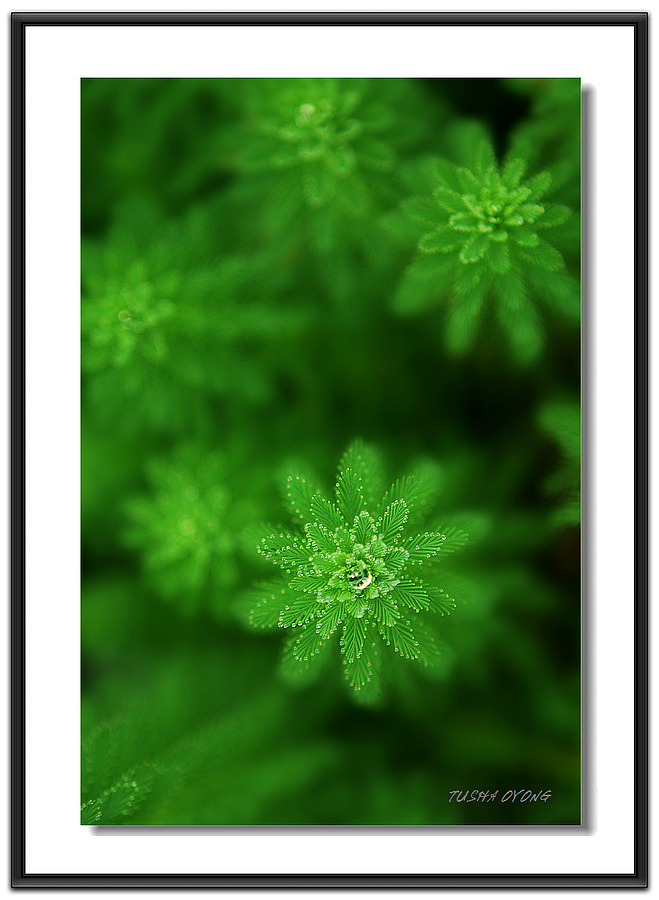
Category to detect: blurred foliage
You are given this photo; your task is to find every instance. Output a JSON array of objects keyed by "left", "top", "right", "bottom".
[
  {"left": 394, "top": 140, "right": 578, "bottom": 360},
  {"left": 231, "top": 77, "right": 432, "bottom": 210},
  {"left": 506, "top": 78, "right": 582, "bottom": 211},
  {"left": 123, "top": 443, "right": 262, "bottom": 619},
  {"left": 82, "top": 202, "right": 304, "bottom": 435},
  {"left": 538, "top": 399, "right": 581, "bottom": 528},
  {"left": 82, "top": 77, "right": 581, "bottom": 826}
]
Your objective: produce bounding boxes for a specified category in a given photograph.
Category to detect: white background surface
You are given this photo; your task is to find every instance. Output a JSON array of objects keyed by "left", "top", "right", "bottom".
[{"left": 3, "top": 0, "right": 654, "bottom": 897}]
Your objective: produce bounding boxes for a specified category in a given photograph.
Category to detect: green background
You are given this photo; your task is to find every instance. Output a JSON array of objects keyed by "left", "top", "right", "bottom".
[{"left": 81, "top": 78, "right": 581, "bottom": 826}]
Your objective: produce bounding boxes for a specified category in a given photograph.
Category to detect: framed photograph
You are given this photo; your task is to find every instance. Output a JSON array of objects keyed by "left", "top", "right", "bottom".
[{"left": 11, "top": 10, "right": 648, "bottom": 888}]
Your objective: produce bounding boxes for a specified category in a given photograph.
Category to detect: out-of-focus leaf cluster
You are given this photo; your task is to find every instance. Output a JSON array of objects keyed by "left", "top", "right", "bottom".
[{"left": 82, "top": 78, "right": 581, "bottom": 826}]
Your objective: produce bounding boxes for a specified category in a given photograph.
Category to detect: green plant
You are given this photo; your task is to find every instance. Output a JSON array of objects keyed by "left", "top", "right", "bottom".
[
  {"left": 82, "top": 202, "right": 300, "bottom": 434},
  {"left": 506, "top": 78, "right": 582, "bottom": 210},
  {"left": 81, "top": 650, "right": 342, "bottom": 825},
  {"left": 81, "top": 78, "right": 582, "bottom": 827},
  {"left": 235, "top": 78, "right": 429, "bottom": 211},
  {"left": 81, "top": 78, "right": 237, "bottom": 231},
  {"left": 81, "top": 768, "right": 155, "bottom": 825},
  {"left": 219, "top": 78, "right": 437, "bottom": 307},
  {"left": 395, "top": 140, "right": 578, "bottom": 360},
  {"left": 539, "top": 400, "right": 581, "bottom": 527},
  {"left": 248, "top": 441, "right": 467, "bottom": 700},
  {"left": 124, "top": 444, "right": 259, "bottom": 618}
]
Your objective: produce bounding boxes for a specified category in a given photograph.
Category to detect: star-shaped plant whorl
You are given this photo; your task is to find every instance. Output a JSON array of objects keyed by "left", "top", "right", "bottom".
[
  {"left": 124, "top": 445, "right": 261, "bottom": 619},
  {"left": 236, "top": 79, "right": 431, "bottom": 214},
  {"left": 249, "top": 442, "right": 466, "bottom": 698},
  {"left": 395, "top": 141, "right": 578, "bottom": 360}
]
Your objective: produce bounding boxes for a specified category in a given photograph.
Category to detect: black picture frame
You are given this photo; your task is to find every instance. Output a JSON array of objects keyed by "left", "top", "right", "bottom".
[{"left": 11, "top": 10, "right": 649, "bottom": 888}]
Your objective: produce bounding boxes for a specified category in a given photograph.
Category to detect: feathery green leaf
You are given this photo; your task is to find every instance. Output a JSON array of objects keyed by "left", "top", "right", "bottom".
[
  {"left": 335, "top": 467, "right": 364, "bottom": 524},
  {"left": 341, "top": 615, "right": 367, "bottom": 662},
  {"left": 310, "top": 494, "right": 343, "bottom": 531},
  {"left": 379, "top": 499, "right": 409, "bottom": 544}
]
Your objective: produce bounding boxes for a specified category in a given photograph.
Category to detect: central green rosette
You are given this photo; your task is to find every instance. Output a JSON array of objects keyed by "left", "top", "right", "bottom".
[
  {"left": 249, "top": 442, "right": 463, "bottom": 698},
  {"left": 278, "top": 99, "right": 364, "bottom": 177},
  {"left": 447, "top": 170, "right": 549, "bottom": 266},
  {"left": 301, "top": 509, "right": 410, "bottom": 621}
]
